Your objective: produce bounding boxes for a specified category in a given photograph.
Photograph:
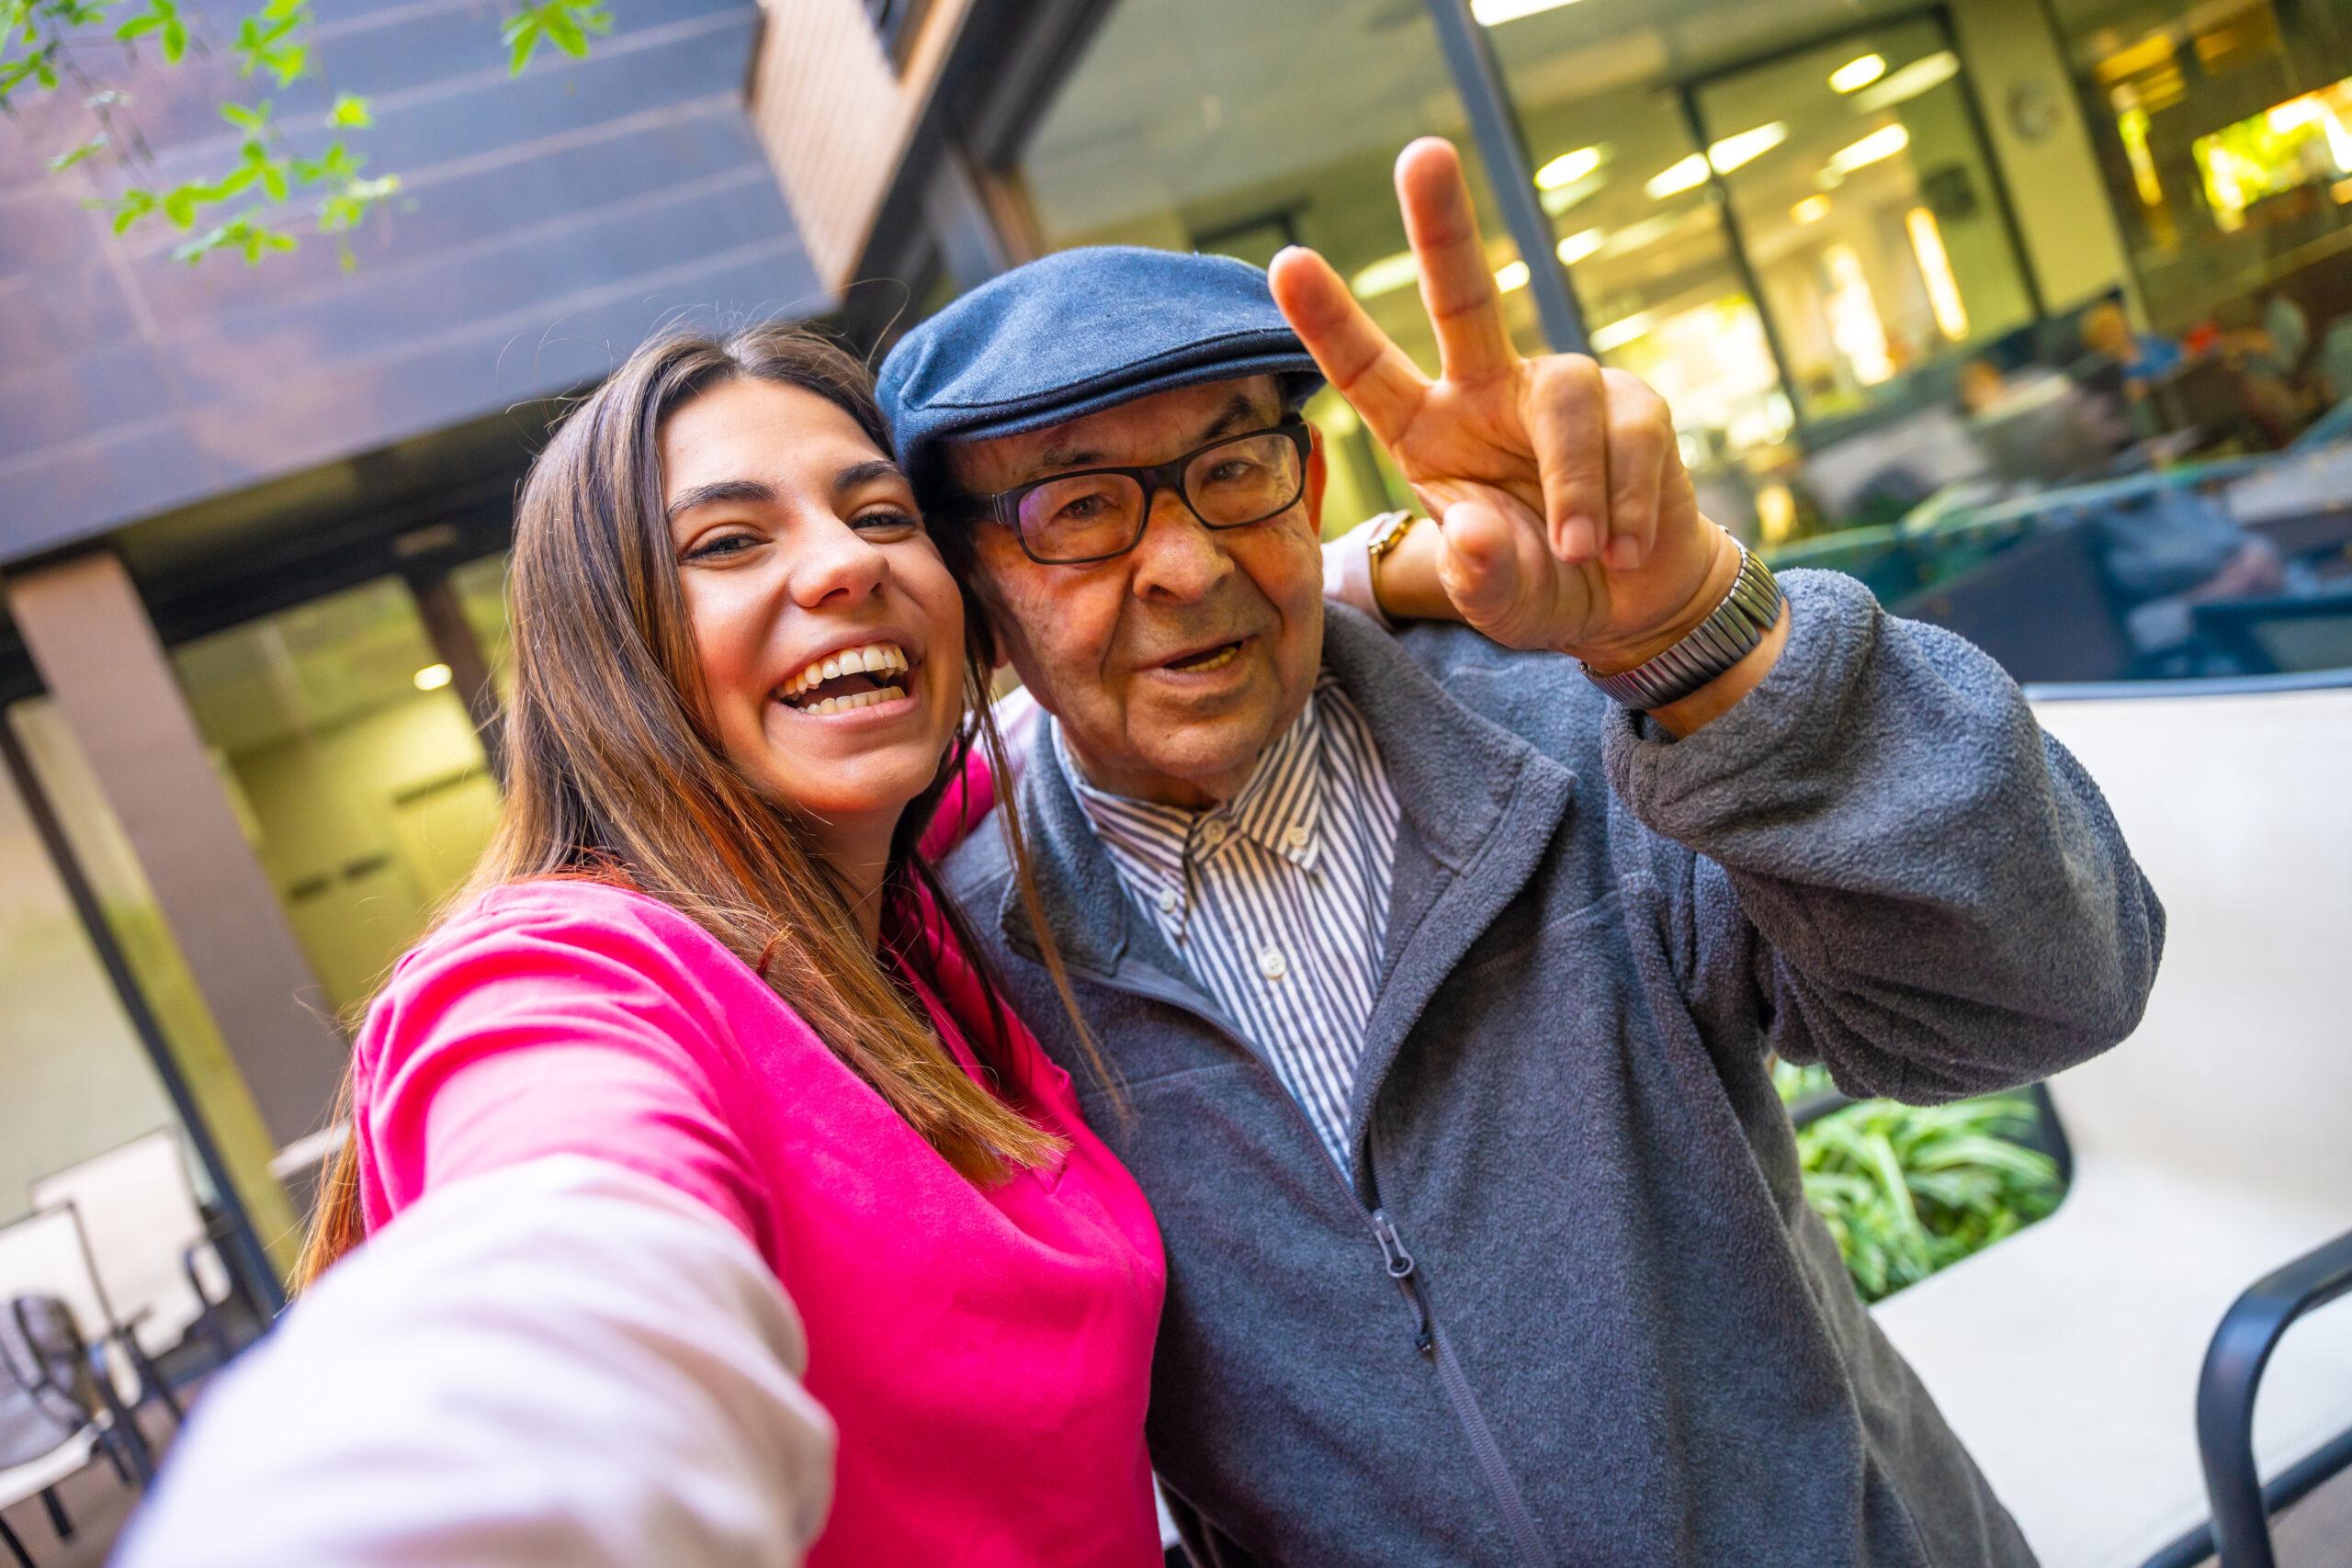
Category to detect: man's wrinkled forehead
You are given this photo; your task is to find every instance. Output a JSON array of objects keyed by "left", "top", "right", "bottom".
[{"left": 944, "top": 375, "right": 1285, "bottom": 499}]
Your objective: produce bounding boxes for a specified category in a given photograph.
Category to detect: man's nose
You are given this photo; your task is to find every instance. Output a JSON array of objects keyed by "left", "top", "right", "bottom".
[{"left": 1127, "top": 486, "right": 1234, "bottom": 603}]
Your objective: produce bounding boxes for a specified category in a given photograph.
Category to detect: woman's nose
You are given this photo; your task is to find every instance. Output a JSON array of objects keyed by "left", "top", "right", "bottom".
[{"left": 792, "top": 516, "right": 891, "bottom": 608}]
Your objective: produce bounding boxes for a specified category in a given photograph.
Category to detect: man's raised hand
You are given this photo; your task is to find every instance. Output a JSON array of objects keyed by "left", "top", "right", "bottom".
[{"left": 1267, "top": 137, "right": 1739, "bottom": 671}]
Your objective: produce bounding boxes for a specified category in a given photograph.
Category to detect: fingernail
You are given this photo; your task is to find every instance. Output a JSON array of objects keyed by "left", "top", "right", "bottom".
[
  {"left": 1607, "top": 536, "right": 1642, "bottom": 570},
  {"left": 1563, "top": 516, "right": 1595, "bottom": 560}
]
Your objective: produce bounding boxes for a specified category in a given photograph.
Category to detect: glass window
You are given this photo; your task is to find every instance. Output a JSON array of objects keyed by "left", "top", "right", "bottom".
[
  {"left": 170, "top": 578, "right": 502, "bottom": 1012},
  {"left": 1694, "top": 18, "right": 2037, "bottom": 427},
  {"left": 451, "top": 551, "right": 514, "bottom": 705},
  {"left": 1012, "top": 0, "right": 1541, "bottom": 535},
  {"left": 6, "top": 698, "right": 302, "bottom": 1247},
  {"left": 2052, "top": 0, "right": 2352, "bottom": 333},
  {"left": 0, "top": 754, "right": 185, "bottom": 1225}
]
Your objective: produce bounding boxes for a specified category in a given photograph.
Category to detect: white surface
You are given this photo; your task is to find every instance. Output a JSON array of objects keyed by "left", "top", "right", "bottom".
[
  {"left": 0, "top": 1427, "right": 97, "bottom": 1514},
  {"left": 1873, "top": 683, "right": 2352, "bottom": 1568},
  {"left": 118, "top": 1155, "right": 833, "bottom": 1568},
  {"left": 30, "top": 1128, "right": 225, "bottom": 1356}
]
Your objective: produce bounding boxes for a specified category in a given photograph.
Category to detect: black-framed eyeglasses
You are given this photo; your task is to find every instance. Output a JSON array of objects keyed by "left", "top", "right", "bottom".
[{"left": 967, "top": 418, "right": 1313, "bottom": 566}]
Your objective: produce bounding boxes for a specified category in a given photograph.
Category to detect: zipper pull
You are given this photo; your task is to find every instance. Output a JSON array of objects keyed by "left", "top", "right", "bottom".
[
  {"left": 1372, "top": 1210, "right": 1416, "bottom": 1279},
  {"left": 1373, "top": 1211, "right": 1435, "bottom": 1355}
]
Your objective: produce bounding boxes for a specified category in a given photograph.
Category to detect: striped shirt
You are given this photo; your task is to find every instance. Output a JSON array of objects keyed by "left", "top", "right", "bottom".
[{"left": 1055, "top": 674, "right": 1401, "bottom": 1168}]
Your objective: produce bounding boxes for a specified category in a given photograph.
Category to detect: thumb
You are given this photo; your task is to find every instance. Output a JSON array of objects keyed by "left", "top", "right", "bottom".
[{"left": 1436, "top": 498, "right": 1517, "bottom": 624}]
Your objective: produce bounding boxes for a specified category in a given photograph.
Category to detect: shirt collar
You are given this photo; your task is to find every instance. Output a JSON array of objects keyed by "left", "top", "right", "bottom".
[{"left": 1055, "top": 689, "right": 1327, "bottom": 886}]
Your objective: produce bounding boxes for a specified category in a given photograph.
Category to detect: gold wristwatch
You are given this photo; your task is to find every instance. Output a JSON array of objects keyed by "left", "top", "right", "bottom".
[{"left": 1363, "top": 512, "right": 1415, "bottom": 616}]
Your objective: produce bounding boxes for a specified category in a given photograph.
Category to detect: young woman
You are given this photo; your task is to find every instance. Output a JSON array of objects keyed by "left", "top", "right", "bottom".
[{"left": 125, "top": 325, "right": 1168, "bottom": 1567}]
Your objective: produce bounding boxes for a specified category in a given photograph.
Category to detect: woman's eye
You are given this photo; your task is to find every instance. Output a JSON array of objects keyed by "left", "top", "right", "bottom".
[
  {"left": 854, "top": 509, "right": 922, "bottom": 537},
  {"left": 684, "top": 532, "right": 756, "bottom": 561}
]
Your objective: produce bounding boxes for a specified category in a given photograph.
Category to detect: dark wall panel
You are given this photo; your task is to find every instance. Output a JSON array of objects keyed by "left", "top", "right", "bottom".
[{"left": 0, "top": 0, "right": 825, "bottom": 564}]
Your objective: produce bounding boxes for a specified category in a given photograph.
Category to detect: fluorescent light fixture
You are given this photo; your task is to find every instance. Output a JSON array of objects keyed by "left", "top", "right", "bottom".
[
  {"left": 1647, "top": 123, "right": 1786, "bottom": 197},
  {"left": 1822, "top": 243, "right": 1894, "bottom": 386},
  {"left": 1829, "top": 53, "right": 1886, "bottom": 93},
  {"left": 1852, "top": 51, "right": 1958, "bottom": 113},
  {"left": 1596, "top": 213, "right": 1682, "bottom": 257},
  {"left": 1349, "top": 250, "right": 1420, "bottom": 299},
  {"left": 1827, "top": 122, "right": 1910, "bottom": 176},
  {"left": 1541, "top": 172, "right": 1604, "bottom": 215},
  {"left": 1905, "top": 206, "right": 1970, "bottom": 342},
  {"left": 1707, "top": 121, "right": 1787, "bottom": 174},
  {"left": 1791, "top": 194, "right": 1832, "bottom": 225},
  {"left": 1494, "top": 259, "right": 1532, "bottom": 292},
  {"left": 1535, "top": 145, "right": 1604, "bottom": 189},
  {"left": 1472, "top": 0, "right": 1585, "bottom": 24},
  {"left": 1589, "top": 311, "right": 1655, "bottom": 353},
  {"left": 1645, "top": 153, "right": 1709, "bottom": 199},
  {"left": 414, "top": 663, "right": 454, "bottom": 692},
  {"left": 1555, "top": 228, "right": 1605, "bottom": 265}
]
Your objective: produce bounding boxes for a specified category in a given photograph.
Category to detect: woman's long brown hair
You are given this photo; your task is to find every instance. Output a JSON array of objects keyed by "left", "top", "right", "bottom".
[{"left": 297, "top": 323, "right": 1109, "bottom": 1287}]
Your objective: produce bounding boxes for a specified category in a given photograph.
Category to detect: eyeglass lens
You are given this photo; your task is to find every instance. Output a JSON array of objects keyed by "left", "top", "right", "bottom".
[{"left": 1015, "top": 429, "right": 1304, "bottom": 562}]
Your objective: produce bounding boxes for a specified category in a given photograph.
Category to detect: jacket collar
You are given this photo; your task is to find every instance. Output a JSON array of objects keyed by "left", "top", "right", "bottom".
[{"left": 998, "top": 604, "right": 1577, "bottom": 986}]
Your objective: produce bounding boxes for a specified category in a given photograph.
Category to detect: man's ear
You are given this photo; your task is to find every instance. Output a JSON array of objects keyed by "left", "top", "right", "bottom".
[{"left": 1305, "top": 423, "right": 1329, "bottom": 532}]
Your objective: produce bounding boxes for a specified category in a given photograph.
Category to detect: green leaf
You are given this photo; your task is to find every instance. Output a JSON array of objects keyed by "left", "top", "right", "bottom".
[
  {"left": 115, "top": 11, "right": 158, "bottom": 37},
  {"left": 260, "top": 162, "right": 287, "bottom": 201},
  {"left": 327, "top": 91, "right": 368, "bottom": 128},
  {"left": 161, "top": 186, "right": 198, "bottom": 226},
  {"left": 159, "top": 14, "right": 183, "bottom": 59},
  {"left": 46, "top": 135, "right": 105, "bottom": 172},
  {"left": 220, "top": 100, "right": 264, "bottom": 129}
]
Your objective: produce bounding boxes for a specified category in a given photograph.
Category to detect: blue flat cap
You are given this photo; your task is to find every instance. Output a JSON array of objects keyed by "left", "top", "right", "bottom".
[{"left": 876, "top": 246, "right": 1324, "bottom": 493}]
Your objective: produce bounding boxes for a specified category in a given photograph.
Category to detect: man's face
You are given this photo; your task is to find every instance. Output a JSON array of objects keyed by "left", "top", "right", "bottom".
[{"left": 947, "top": 377, "right": 1328, "bottom": 808}]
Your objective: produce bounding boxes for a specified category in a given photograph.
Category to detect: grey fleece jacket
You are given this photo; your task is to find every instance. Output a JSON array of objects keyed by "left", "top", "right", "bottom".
[{"left": 942, "top": 570, "right": 2163, "bottom": 1568}]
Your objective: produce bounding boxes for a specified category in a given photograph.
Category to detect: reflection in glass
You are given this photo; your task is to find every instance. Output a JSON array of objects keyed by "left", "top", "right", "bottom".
[
  {"left": 1694, "top": 20, "right": 2035, "bottom": 425},
  {"left": 170, "top": 578, "right": 501, "bottom": 1011}
]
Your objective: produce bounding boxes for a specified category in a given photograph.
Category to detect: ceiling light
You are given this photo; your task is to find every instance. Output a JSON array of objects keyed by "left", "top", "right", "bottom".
[
  {"left": 1589, "top": 311, "right": 1655, "bottom": 353},
  {"left": 1827, "top": 122, "right": 1911, "bottom": 176},
  {"left": 1555, "top": 228, "right": 1605, "bottom": 265},
  {"left": 1852, "top": 51, "right": 1958, "bottom": 113},
  {"left": 1535, "top": 145, "right": 1604, "bottom": 189},
  {"left": 1349, "top": 251, "right": 1420, "bottom": 299},
  {"left": 1472, "top": 0, "right": 1586, "bottom": 24},
  {"left": 1645, "top": 153, "right": 1709, "bottom": 199},
  {"left": 1707, "top": 121, "right": 1787, "bottom": 174},
  {"left": 1494, "top": 259, "right": 1532, "bottom": 292},
  {"left": 414, "top": 663, "right": 454, "bottom": 692},
  {"left": 1830, "top": 53, "right": 1886, "bottom": 93},
  {"left": 1791, "top": 194, "right": 1832, "bottom": 224},
  {"left": 1541, "top": 172, "right": 1604, "bottom": 215},
  {"left": 1905, "top": 207, "right": 1970, "bottom": 342}
]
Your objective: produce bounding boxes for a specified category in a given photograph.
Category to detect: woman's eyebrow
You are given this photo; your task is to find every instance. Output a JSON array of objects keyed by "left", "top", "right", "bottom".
[
  {"left": 665, "top": 478, "right": 775, "bottom": 522},
  {"left": 834, "top": 459, "right": 908, "bottom": 498}
]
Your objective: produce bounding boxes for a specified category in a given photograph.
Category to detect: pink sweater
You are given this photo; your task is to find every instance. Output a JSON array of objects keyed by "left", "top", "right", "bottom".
[{"left": 351, "top": 876, "right": 1167, "bottom": 1567}]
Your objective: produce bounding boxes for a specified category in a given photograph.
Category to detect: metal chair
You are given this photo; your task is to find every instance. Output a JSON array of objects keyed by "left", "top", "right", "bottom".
[
  {"left": 29, "top": 1129, "right": 240, "bottom": 1419},
  {"left": 0, "top": 1205, "right": 153, "bottom": 1567}
]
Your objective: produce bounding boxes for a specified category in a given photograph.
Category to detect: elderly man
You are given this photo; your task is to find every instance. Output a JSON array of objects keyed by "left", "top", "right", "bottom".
[{"left": 878, "top": 141, "right": 2160, "bottom": 1567}]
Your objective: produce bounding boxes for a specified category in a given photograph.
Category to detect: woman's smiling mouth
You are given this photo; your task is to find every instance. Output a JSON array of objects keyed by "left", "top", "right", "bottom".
[{"left": 776, "top": 640, "right": 917, "bottom": 716}]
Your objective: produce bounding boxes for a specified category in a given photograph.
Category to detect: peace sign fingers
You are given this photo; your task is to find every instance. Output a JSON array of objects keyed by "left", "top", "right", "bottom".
[
  {"left": 1267, "top": 244, "right": 1432, "bottom": 452},
  {"left": 1395, "top": 137, "right": 1521, "bottom": 388}
]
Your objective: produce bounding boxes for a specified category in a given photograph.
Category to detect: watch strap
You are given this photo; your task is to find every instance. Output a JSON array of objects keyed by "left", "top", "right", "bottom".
[{"left": 1582, "top": 546, "right": 1784, "bottom": 710}]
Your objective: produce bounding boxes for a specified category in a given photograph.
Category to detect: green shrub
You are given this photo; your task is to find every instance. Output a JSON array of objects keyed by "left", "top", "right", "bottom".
[{"left": 1773, "top": 1064, "right": 2064, "bottom": 1303}]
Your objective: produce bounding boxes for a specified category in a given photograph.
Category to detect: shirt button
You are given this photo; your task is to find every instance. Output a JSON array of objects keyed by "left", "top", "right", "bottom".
[
  {"left": 1200, "top": 820, "right": 1228, "bottom": 847},
  {"left": 1283, "top": 825, "right": 1309, "bottom": 850},
  {"left": 1258, "top": 946, "right": 1289, "bottom": 981},
  {"left": 1156, "top": 887, "right": 1180, "bottom": 914}
]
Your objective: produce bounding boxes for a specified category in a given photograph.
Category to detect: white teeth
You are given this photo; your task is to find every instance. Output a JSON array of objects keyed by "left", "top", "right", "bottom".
[
  {"left": 784, "top": 642, "right": 909, "bottom": 697},
  {"left": 797, "top": 683, "right": 907, "bottom": 716}
]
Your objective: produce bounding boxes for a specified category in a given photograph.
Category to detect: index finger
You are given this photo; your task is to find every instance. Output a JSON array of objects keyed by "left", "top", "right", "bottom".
[
  {"left": 1396, "top": 137, "right": 1519, "bottom": 387},
  {"left": 1269, "top": 244, "right": 1430, "bottom": 447}
]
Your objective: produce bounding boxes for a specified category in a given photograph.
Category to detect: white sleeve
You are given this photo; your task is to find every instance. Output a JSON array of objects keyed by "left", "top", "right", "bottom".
[
  {"left": 1322, "top": 513, "right": 1405, "bottom": 630},
  {"left": 117, "top": 1155, "right": 834, "bottom": 1568}
]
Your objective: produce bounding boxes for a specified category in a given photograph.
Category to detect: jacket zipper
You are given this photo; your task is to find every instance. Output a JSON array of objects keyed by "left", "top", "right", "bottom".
[{"left": 1046, "top": 947, "right": 1555, "bottom": 1567}]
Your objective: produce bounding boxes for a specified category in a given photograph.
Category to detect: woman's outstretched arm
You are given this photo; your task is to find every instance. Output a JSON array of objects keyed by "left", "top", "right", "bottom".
[{"left": 117, "top": 1156, "right": 835, "bottom": 1567}]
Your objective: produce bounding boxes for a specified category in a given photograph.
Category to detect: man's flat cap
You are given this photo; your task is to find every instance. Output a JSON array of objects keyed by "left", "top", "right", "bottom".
[{"left": 876, "top": 246, "right": 1324, "bottom": 493}]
